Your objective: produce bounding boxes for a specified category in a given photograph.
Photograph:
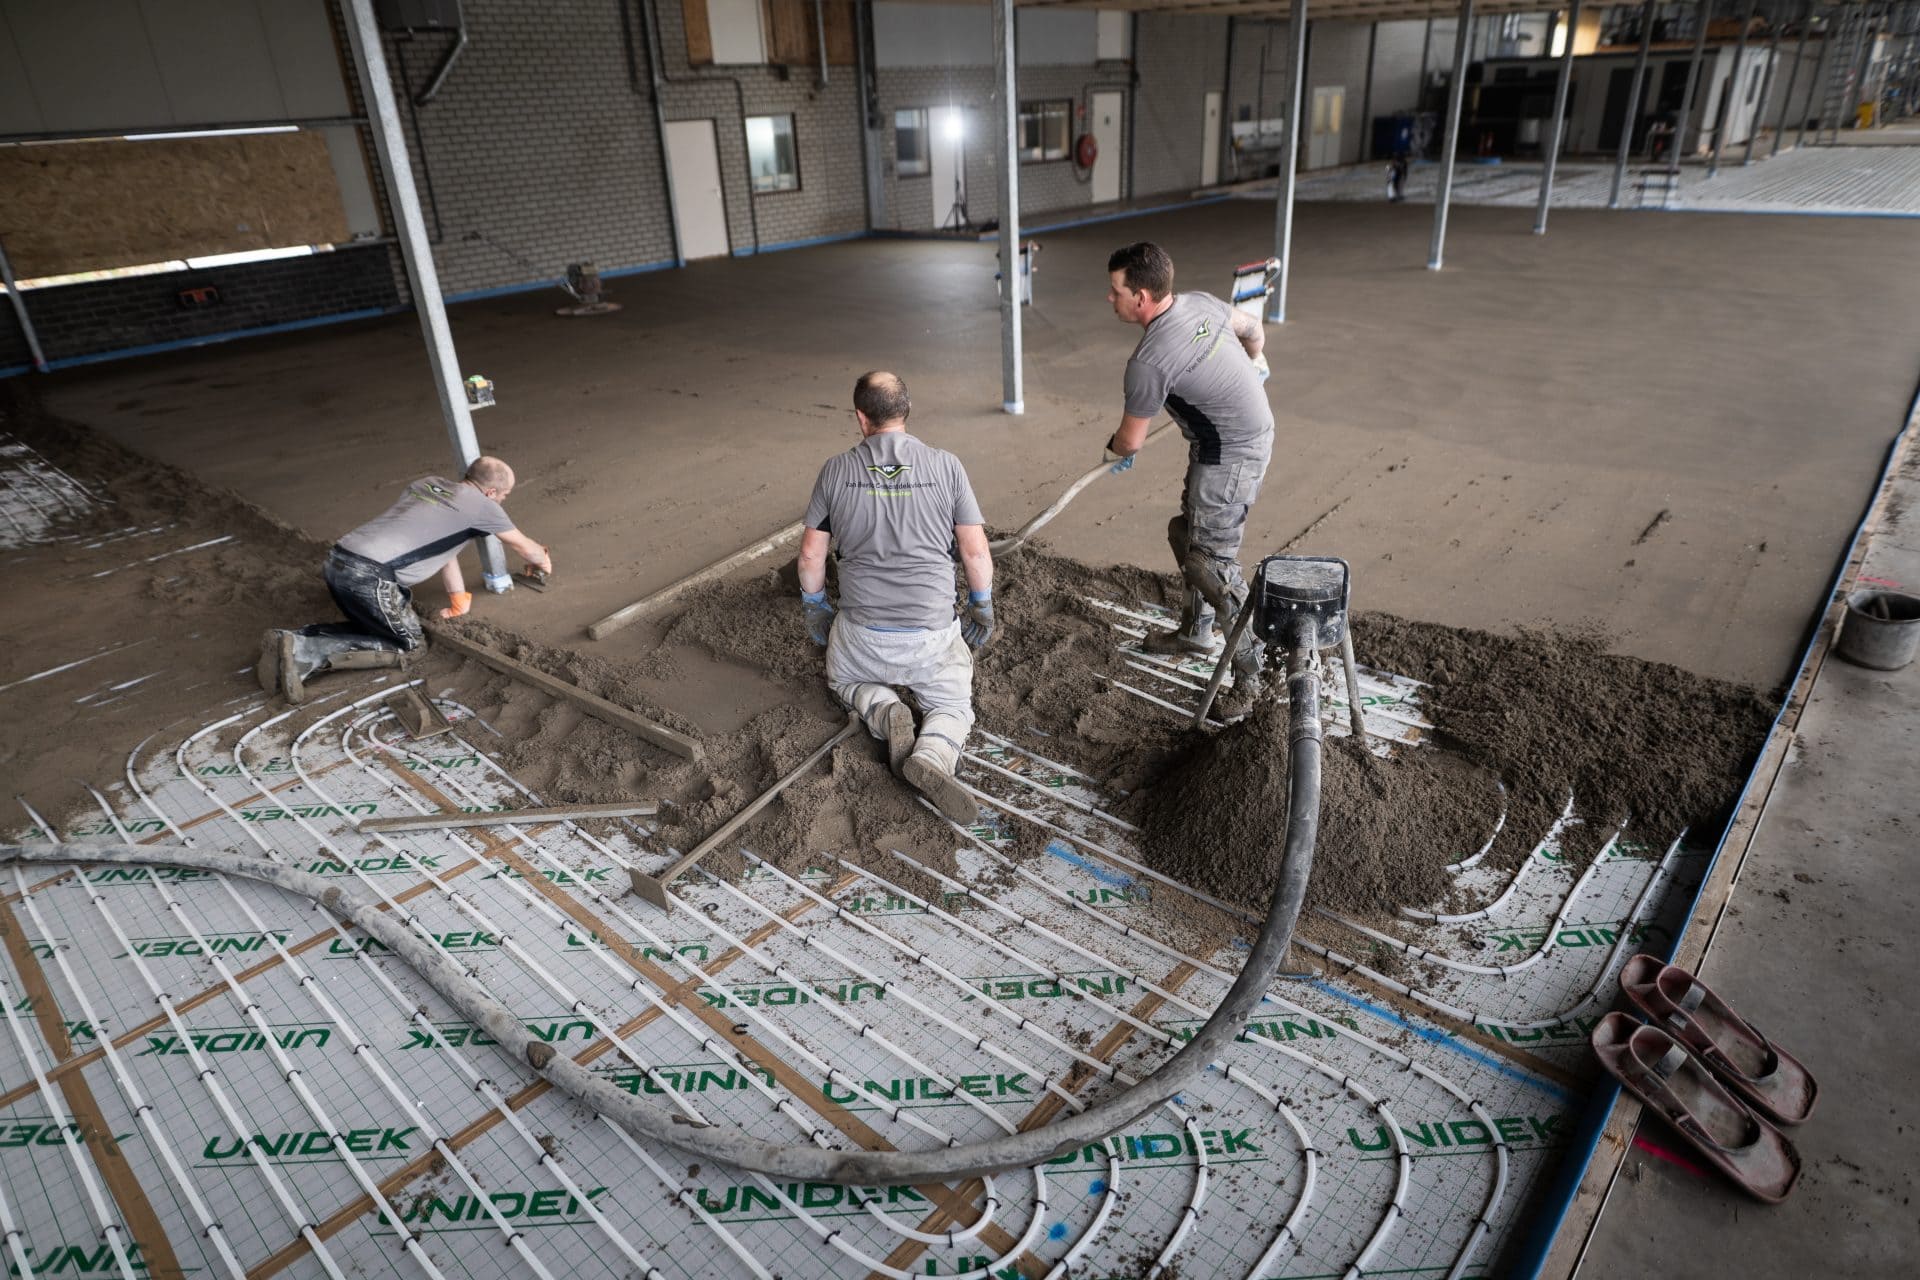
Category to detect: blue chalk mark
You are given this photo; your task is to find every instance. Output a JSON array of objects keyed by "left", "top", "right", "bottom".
[
  {"left": 1308, "top": 979, "right": 1575, "bottom": 1104},
  {"left": 1044, "top": 839, "right": 1133, "bottom": 889},
  {"left": 1048, "top": 1222, "right": 1068, "bottom": 1241},
  {"left": 1088, "top": 1179, "right": 1107, "bottom": 1196}
]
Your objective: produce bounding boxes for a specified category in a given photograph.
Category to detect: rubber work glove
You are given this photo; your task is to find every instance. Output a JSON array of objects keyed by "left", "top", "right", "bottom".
[
  {"left": 801, "top": 589, "right": 835, "bottom": 647},
  {"left": 1252, "top": 352, "right": 1271, "bottom": 384},
  {"left": 438, "top": 591, "right": 473, "bottom": 620},
  {"left": 961, "top": 590, "right": 995, "bottom": 650},
  {"left": 1103, "top": 434, "right": 1135, "bottom": 475}
]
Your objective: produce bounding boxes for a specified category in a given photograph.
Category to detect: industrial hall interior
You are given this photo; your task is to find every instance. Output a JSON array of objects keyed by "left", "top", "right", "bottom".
[{"left": 2, "top": 0, "right": 1918, "bottom": 1276}]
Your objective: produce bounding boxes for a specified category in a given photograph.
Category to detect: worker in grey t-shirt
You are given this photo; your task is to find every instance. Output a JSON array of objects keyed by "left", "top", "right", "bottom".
[
  {"left": 1102, "top": 242, "right": 1275, "bottom": 693},
  {"left": 797, "top": 371, "right": 994, "bottom": 825},
  {"left": 257, "top": 457, "right": 552, "bottom": 704}
]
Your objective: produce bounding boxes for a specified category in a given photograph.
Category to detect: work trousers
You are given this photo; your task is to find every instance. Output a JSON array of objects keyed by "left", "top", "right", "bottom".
[
  {"left": 1168, "top": 438, "right": 1273, "bottom": 617},
  {"left": 297, "top": 546, "right": 425, "bottom": 662},
  {"left": 826, "top": 619, "right": 974, "bottom": 773}
]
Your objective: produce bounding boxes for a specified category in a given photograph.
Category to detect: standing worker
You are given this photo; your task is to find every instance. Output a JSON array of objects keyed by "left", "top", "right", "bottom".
[
  {"left": 257, "top": 457, "right": 552, "bottom": 703},
  {"left": 1101, "top": 242, "right": 1275, "bottom": 696},
  {"left": 797, "top": 372, "right": 994, "bottom": 825}
]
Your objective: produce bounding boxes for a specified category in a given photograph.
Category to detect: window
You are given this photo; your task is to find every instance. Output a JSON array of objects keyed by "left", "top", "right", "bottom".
[
  {"left": 745, "top": 114, "right": 800, "bottom": 193},
  {"left": 1017, "top": 100, "right": 1071, "bottom": 163},
  {"left": 895, "top": 108, "right": 930, "bottom": 177}
]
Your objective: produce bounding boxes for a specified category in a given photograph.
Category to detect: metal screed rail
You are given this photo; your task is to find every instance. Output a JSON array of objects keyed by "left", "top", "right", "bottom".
[{"left": 0, "top": 608, "right": 1330, "bottom": 1187}]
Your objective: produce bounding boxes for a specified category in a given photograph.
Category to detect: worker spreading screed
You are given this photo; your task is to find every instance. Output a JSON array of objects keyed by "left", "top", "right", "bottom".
[
  {"left": 796, "top": 372, "right": 994, "bottom": 824},
  {"left": 257, "top": 456, "right": 552, "bottom": 703},
  {"left": 1101, "top": 241, "right": 1275, "bottom": 699}
]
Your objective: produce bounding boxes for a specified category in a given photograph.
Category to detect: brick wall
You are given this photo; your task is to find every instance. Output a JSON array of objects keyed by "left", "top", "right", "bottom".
[
  {"left": 1133, "top": 14, "right": 1230, "bottom": 197},
  {"left": 0, "top": 245, "right": 400, "bottom": 371},
  {"left": 873, "top": 64, "right": 1135, "bottom": 232}
]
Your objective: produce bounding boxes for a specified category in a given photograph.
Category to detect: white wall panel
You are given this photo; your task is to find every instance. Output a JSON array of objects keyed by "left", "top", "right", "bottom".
[
  {"left": 874, "top": 2, "right": 989, "bottom": 69},
  {"left": 142, "top": 0, "right": 287, "bottom": 121},
  {"left": 0, "top": 0, "right": 352, "bottom": 133},
  {"left": 1017, "top": 10, "right": 1095, "bottom": 66},
  {"left": 2, "top": 0, "right": 175, "bottom": 132},
  {"left": 258, "top": 0, "right": 352, "bottom": 116}
]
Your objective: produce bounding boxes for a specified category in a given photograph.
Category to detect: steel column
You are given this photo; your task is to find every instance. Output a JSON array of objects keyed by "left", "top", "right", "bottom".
[
  {"left": 0, "top": 237, "right": 47, "bottom": 373},
  {"left": 1429, "top": 0, "right": 1476, "bottom": 271},
  {"left": 340, "top": 0, "right": 509, "bottom": 589},
  {"left": 992, "top": 0, "right": 1022, "bottom": 414},
  {"left": 1534, "top": 0, "right": 1583, "bottom": 233},
  {"left": 1669, "top": 0, "right": 1714, "bottom": 176},
  {"left": 1743, "top": 5, "right": 1784, "bottom": 162},
  {"left": 1609, "top": 0, "right": 1657, "bottom": 207},
  {"left": 1833, "top": 2, "right": 1874, "bottom": 141},
  {"left": 1773, "top": 0, "right": 1814, "bottom": 155},
  {"left": 1710, "top": 0, "right": 1759, "bottom": 175},
  {"left": 1269, "top": 0, "right": 1309, "bottom": 322},
  {"left": 1801, "top": 7, "right": 1837, "bottom": 145}
]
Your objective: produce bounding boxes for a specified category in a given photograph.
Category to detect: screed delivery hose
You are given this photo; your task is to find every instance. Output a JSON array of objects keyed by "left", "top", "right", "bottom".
[{"left": 0, "top": 658, "right": 1319, "bottom": 1185}]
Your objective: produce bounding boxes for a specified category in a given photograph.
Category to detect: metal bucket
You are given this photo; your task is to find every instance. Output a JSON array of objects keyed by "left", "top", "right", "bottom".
[{"left": 1836, "top": 590, "right": 1920, "bottom": 671}]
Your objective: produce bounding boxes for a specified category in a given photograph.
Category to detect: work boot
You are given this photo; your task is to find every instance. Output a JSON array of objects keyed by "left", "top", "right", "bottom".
[
  {"left": 903, "top": 752, "right": 978, "bottom": 826},
  {"left": 1140, "top": 590, "right": 1216, "bottom": 656},
  {"left": 1214, "top": 642, "right": 1268, "bottom": 721},
  {"left": 883, "top": 702, "right": 915, "bottom": 777},
  {"left": 256, "top": 630, "right": 283, "bottom": 695},
  {"left": 278, "top": 632, "right": 309, "bottom": 705}
]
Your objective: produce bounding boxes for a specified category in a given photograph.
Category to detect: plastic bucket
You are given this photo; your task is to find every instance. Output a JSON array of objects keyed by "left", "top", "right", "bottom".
[{"left": 1836, "top": 590, "right": 1920, "bottom": 671}]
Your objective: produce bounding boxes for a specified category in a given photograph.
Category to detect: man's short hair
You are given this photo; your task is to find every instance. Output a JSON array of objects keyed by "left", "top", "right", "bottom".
[
  {"left": 466, "top": 456, "right": 515, "bottom": 491},
  {"left": 854, "top": 371, "right": 911, "bottom": 425},
  {"left": 1107, "top": 242, "right": 1175, "bottom": 300}
]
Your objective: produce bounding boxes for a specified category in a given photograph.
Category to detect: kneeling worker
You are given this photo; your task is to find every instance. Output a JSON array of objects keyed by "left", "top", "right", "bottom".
[
  {"left": 258, "top": 457, "right": 551, "bottom": 703},
  {"left": 797, "top": 372, "right": 993, "bottom": 825}
]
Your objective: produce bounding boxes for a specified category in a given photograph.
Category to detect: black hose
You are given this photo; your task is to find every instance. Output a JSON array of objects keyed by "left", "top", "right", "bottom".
[{"left": 0, "top": 649, "right": 1322, "bottom": 1184}]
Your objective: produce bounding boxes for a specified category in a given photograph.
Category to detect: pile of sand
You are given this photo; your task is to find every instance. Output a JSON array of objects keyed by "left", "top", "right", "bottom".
[{"left": 1138, "top": 707, "right": 1503, "bottom": 917}]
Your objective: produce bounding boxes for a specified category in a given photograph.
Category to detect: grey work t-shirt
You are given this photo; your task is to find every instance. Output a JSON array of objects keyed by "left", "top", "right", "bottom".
[
  {"left": 803, "top": 431, "right": 985, "bottom": 629},
  {"left": 1123, "top": 291, "right": 1275, "bottom": 466},
  {"left": 336, "top": 476, "right": 515, "bottom": 587}
]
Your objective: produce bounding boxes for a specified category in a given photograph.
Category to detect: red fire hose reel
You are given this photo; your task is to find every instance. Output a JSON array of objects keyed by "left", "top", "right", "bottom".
[{"left": 1074, "top": 133, "right": 1099, "bottom": 169}]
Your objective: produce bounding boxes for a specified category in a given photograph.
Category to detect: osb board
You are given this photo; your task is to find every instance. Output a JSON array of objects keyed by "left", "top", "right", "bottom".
[{"left": 0, "top": 130, "right": 350, "bottom": 278}]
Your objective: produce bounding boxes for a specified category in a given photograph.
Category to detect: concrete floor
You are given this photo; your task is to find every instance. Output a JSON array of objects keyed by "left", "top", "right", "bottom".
[
  {"left": 37, "top": 199, "right": 1920, "bottom": 691},
  {"left": 1579, "top": 444, "right": 1920, "bottom": 1276},
  {"left": 7, "top": 162, "right": 1920, "bottom": 1274}
]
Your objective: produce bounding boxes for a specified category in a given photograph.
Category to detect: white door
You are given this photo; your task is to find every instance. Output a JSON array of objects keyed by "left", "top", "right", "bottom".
[
  {"left": 1309, "top": 85, "right": 1345, "bottom": 169},
  {"left": 1091, "top": 91, "right": 1123, "bottom": 203},
  {"left": 665, "top": 120, "right": 729, "bottom": 259},
  {"left": 929, "top": 107, "right": 966, "bottom": 229},
  {"left": 1201, "top": 91, "right": 1222, "bottom": 187}
]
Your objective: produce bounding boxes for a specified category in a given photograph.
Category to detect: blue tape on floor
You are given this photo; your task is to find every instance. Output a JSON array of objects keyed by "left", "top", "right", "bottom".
[
  {"left": 1308, "top": 979, "right": 1576, "bottom": 1105},
  {"left": 1044, "top": 839, "right": 1133, "bottom": 889}
]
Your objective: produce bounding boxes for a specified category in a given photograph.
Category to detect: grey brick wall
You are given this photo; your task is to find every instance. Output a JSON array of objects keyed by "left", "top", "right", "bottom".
[
  {"left": 1133, "top": 14, "right": 1229, "bottom": 197},
  {"left": 873, "top": 64, "right": 1134, "bottom": 232},
  {"left": 382, "top": 0, "right": 677, "bottom": 297},
  {"left": 0, "top": 245, "right": 400, "bottom": 371}
]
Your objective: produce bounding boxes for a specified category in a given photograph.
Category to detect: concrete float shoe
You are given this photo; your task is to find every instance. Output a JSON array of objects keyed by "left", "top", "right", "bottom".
[
  {"left": 902, "top": 753, "right": 978, "bottom": 826},
  {"left": 1618, "top": 954, "right": 1819, "bottom": 1126},
  {"left": 1590, "top": 1011, "right": 1801, "bottom": 1203}
]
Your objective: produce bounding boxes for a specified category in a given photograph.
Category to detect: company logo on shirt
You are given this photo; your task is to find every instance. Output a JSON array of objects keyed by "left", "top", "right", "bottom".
[
  {"left": 413, "top": 479, "right": 458, "bottom": 508},
  {"left": 865, "top": 464, "right": 912, "bottom": 481},
  {"left": 1190, "top": 320, "right": 1211, "bottom": 344}
]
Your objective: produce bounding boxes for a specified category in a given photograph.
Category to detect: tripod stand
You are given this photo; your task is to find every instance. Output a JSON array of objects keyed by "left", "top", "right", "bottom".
[{"left": 941, "top": 161, "right": 972, "bottom": 231}]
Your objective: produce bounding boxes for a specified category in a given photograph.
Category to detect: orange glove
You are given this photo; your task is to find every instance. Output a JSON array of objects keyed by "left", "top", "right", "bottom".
[{"left": 438, "top": 591, "right": 473, "bottom": 620}]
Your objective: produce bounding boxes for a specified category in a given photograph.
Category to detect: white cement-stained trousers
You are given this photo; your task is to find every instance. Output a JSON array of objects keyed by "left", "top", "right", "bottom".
[{"left": 825, "top": 618, "right": 974, "bottom": 771}]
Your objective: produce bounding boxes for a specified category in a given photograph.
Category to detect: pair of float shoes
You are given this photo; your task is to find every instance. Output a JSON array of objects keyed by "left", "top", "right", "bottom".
[{"left": 255, "top": 630, "right": 407, "bottom": 704}]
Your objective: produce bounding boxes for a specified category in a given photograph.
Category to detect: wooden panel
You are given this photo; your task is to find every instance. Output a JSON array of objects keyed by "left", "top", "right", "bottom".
[
  {"left": 765, "top": 0, "right": 857, "bottom": 67},
  {"left": 825, "top": 0, "right": 857, "bottom": 66},
  {"left": 0, "top": 130, "right": 349, "bottom": 279},
  {"left": 765, "top": 0, "right": 815, "bottom": 65},
  {"left": 683, "top": 0, "right": 714, "bottom": 66}
]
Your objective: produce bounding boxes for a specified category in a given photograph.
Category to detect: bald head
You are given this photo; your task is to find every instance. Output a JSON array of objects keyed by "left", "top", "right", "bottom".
[
  {"left": 465, "top": 456, "right": 515, "bottom": 499},
  {"left": 853, "top": 371, "right": 910, "bottom": 431}
]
